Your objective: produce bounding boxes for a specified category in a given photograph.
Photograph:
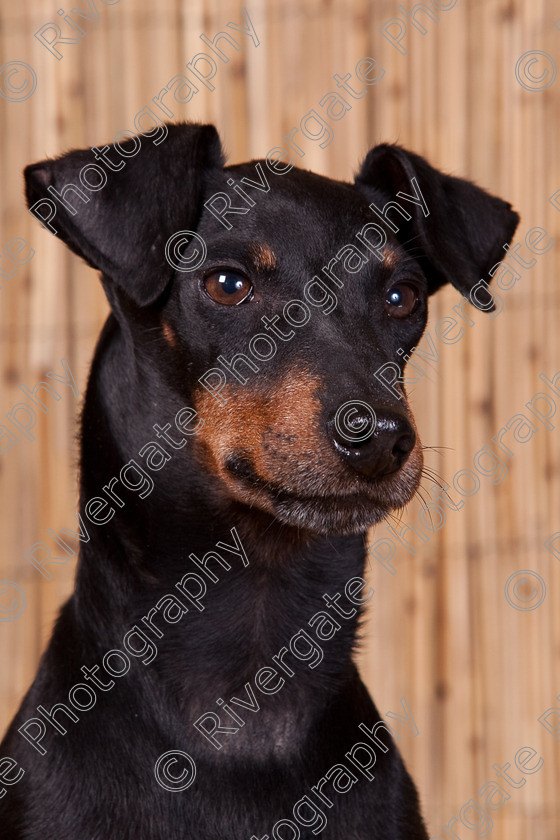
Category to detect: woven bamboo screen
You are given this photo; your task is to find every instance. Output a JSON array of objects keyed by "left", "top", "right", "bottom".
[{"left": 1, "top": 1, "right": 559, "bottom": 837}]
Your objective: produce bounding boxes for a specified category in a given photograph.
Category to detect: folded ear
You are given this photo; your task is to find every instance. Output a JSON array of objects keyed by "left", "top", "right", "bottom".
[
  {"left": 24, "top": 122, "right": 225, "bottom": 306},
  {"left": 355, "top": 144, "right": 520, "bottom": 310}
]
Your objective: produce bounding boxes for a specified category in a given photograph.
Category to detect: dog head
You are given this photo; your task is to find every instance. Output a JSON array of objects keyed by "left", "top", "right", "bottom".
[{"left": 24, "top": 122, "right": 519, "bottom": 535}]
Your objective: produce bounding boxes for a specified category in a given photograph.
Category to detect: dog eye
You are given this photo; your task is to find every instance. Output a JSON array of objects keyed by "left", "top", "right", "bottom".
[
  {"left": 202, "top": 270, "right": 253, "bottom": 306},
  {"left": 385, "top": 282, "right": 420, "bottom": 318}
]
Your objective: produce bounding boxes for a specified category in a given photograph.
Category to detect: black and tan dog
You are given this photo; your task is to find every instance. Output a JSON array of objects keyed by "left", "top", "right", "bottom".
[{"left": 0, "top": 123, "right": 518, "bottom": 838}]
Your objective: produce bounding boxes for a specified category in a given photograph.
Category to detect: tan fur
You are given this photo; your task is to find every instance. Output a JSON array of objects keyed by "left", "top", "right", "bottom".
[
  {"left": 249, "top": 242, "right": 277, "bottom": 272},
  {"left": 162, "top": 319, "right": 178, "bottom": 348}
]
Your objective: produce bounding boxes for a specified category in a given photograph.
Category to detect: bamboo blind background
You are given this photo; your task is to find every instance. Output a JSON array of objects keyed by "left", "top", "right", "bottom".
[{"left": 1, "top": 0, "right": 559, "bottom": 836}]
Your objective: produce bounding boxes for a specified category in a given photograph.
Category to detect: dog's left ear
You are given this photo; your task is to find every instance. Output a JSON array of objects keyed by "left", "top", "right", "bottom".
[
  {"left": 24, "top": 122, "right": 225, "bottom": 307},
  {"left": 355, "top": 144, "right": 520, "bottom": 309}
]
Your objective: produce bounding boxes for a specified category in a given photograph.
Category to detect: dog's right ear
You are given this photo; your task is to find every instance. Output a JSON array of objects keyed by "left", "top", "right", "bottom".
[{"left": 24, "top": 122, "right": 225, "bottom": 307}]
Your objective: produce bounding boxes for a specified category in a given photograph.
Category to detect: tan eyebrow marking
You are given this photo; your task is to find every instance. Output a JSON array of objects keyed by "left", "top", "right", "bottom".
[
  {"left": 162, "top": 320, "right": 178, "bottom": 348},
  {"left": 381, "top": 247, "right": 399, "bottom": 269},
  {"left": 250, "top": 243, "right": 277, "bottom": 272}
]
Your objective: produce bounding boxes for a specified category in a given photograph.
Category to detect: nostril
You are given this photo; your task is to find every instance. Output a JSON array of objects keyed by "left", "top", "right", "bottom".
[
  {"left": 392, "top": 430, "right": 416, "bottom": 467},
  {"left": 393, "top": 431, "right": 415, "bottom": 455}
]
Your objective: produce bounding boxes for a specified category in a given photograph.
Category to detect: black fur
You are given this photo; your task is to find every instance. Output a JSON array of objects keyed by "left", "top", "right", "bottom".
[{"left": 0, "top": 123, "right": 519, "bottom": 839}]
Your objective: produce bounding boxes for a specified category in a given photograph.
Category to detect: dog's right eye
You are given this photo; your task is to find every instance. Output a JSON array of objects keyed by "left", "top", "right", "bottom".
[
  {"left": 385, "top": 282, "right": 420, "bottom": 318},
  {"left": 202, "top": 270, "right": 254, "bottom": 306}
]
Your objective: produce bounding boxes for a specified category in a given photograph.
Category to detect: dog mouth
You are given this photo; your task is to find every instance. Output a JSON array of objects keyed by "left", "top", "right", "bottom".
[{"left": 224, "top": 453, "right": 422, "bottom": 535}]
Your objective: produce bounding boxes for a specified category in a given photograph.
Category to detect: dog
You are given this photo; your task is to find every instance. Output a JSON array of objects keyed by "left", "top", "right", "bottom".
[{"left": 0, "top": 122, "right": 518, "bottom": 839}]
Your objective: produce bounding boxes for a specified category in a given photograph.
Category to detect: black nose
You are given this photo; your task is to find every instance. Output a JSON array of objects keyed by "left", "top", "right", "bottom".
[{"left": 327, "top": 404, "right": 416, "bottom": 479}]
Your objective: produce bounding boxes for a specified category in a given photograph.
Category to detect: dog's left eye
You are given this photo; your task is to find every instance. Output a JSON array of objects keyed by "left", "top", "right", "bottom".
[
  {"left": 202, "top": 270, "right": 254, "bottom": 305},
  {"left": 385, "top": 282, "right": 420, "bottom": 318}
]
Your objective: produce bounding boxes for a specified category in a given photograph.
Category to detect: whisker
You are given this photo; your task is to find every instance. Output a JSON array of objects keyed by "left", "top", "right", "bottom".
[
  {"left": 414, "top": 484, "right": 432, "bottom": 516},
  {"left": 420, "top": 467, "right": 447, "bottom": 492}
]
